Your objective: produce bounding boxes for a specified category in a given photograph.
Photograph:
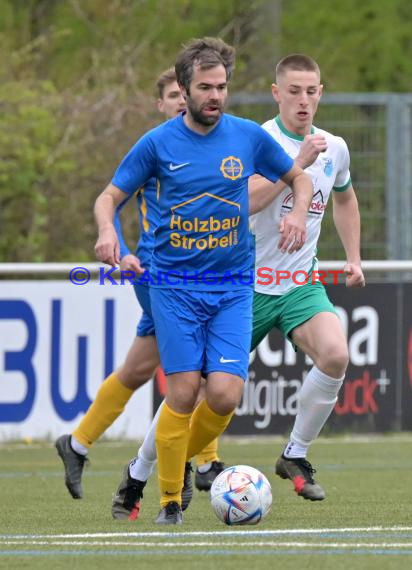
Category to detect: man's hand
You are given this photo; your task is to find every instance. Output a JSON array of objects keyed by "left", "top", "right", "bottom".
[
  {"left": 278, "top": 210, "right": 307, "bottom": 254},
  {"left": 344, "top": 262, "right": 365, "bottom": 288},
  {"left": 94, "top": 225, "right": 120, "bottom": 267},
  {"left": 119, "top": 254, "right": 145, "bottom": 275},
  {"left": 295, "top": 134, "right": 328, "bottom": 169}
]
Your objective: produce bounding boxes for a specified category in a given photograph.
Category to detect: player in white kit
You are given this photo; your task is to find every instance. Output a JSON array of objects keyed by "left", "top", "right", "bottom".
[{"left": 250, "top": 53, "right": 365, "bottom": 500}]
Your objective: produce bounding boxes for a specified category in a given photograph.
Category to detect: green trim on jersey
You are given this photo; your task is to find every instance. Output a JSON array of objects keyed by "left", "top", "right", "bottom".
[
  {"left": 333, "top": 177, "right": 352, "bottom": 192},
  {"left": 251, "top": 280, "right": 336, "bottom": 351},
  {"left": 275, "top": 115, "right": 315, "bottom": 141}
]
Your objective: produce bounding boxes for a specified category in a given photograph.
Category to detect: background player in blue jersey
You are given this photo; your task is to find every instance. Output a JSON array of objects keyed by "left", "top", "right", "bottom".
[{"left": 94, "top": 37, "right": 314, "bottom": 524}]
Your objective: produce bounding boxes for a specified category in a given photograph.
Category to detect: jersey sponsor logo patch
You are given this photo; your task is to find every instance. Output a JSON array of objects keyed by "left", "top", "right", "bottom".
[
  {"left": 309, "top": 190, "right": 326, "bottom": 214},
  {"left": 220, "top": 156, "right": 243, "bottom": 180},
  {"left": 281, "top": 190, "right": 325, "bottom": 217},
  {"left": 168, "top": 193, "right": 241, "bottom": 251},
  {"left": 169, "top": 162, "right": 190, "bottom": 171}
]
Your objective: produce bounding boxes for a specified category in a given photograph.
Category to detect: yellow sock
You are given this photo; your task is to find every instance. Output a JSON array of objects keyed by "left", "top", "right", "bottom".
[
  {"left": 72, "top": 372, "right": 133, "bottom": 448},
  {"left": 195, "top": 438, "right": 219, "bottom": 466},
  {"left": 186, "top": 400, "right": 233, "bottom": 461},
  {"left": 156, "top": 403, "right": 191, "bottom": 508}
]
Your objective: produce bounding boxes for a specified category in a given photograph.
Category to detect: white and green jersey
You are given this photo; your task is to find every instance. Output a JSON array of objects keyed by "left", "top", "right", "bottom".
[{"left": 251, "top": 115, "right": 351, "bottom": 296}]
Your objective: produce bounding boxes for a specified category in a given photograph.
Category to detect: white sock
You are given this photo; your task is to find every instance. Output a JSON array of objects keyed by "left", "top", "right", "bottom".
[
  {"left": 129, "top": 453, "right": 156, "bottom": 482},
  {"left": 284, "top": 366, "right": 344, "bottom": 459},
  {"left": 197, "top": 462, "right": 212, "bottom": 473},
  {"left": 128, "top": 400, "right": 164, "bottom": 481},
  {"left": 70, "top": 435, "right": 88, "bottom": 456},
  {"left": 283, "top": 440, "right": 307, "bottom": 459}
]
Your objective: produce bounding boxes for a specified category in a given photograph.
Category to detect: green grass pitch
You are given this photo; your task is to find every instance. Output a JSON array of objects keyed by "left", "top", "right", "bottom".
[{"left": 1, "top": 435, "right": 412, "bottom": 569}]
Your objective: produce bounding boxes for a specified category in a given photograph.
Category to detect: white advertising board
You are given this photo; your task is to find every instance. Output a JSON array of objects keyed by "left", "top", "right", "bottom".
[{"left": 0, "top": 281, "right": 151, "bottom": 441}]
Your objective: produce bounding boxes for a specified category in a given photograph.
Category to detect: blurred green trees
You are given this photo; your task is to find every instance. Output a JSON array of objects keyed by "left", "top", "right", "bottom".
[{"left": 1, "top": 0, "right": 412, "bottom": 261}]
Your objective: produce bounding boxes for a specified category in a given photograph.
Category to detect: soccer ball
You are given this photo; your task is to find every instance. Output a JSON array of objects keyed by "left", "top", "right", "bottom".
[{"left": 210, "top": 465, "right": 272, "bottom": 525}]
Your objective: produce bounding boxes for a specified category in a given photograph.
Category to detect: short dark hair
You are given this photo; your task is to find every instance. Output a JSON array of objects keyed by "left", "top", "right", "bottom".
[
  {"left": 175, "top": 37, "right": 235, "bottom": 92},
  {"left": 156, "top": 67, "right": 177, "bottom": 98},
  {"left": 276, "top": 54, "right": 320, "bottom": 81}
]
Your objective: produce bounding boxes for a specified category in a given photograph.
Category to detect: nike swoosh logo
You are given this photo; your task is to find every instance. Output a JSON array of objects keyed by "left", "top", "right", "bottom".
[
  {"left": 220, "top": 357, "right": 240, "bottom": 363},
  {"left": 169, "top": 162, "right": 190, "bottom": 171}
]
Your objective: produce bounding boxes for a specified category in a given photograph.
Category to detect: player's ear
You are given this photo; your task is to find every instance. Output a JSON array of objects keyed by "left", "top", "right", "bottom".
[
  {"left": 157, "top": 98, "right": 165, "bottom": 113},
  {"left": 319, "top": 84, "right": 324, "bottom": 99},
  {"left": 271, "top": 83, "right": 280, "bottom": 104}
]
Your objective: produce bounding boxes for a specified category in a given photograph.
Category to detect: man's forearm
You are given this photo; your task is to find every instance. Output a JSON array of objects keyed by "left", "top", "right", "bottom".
[
  {"left": 333, "top": 198, "right": 361, "bottom": 263},
  {"left": 94, "top": 187, "right": 125, "bottom": 266},
  {"left": 94, "top": 192, "right": 116, "bottom": 233},
  {"left": 290, "top": 171, "right": 313, "bottom": 214},
  {"left": 248, "top": 175, "right": 287, "bottom": 215}
]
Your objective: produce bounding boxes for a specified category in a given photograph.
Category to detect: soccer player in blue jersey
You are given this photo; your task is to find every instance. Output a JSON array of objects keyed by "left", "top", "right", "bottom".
[
  {"left": 55, "top": 69, "right": 187, "bottom": 495},
  {"left": 56, "top": 68, "right": 225, "bottom": 510},
  {"left": 94, "top": 37, "right": 313, "bottom": 524}
]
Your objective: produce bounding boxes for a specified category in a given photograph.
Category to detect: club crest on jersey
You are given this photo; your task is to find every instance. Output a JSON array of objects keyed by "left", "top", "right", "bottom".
[
  {"left": 322, "top": 157, "right": 333, "bottom": 177},
  {"left": 220, "top": 156, "right": 243, "bottom": 180}
]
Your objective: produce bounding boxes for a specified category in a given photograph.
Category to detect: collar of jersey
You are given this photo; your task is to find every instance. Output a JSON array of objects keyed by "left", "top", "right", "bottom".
[
  {"left": 275, "top": 115, "right": 315, "bottom": 141},
  {"left": 177, "top": 112, "right": 223, "bottom": 138}
]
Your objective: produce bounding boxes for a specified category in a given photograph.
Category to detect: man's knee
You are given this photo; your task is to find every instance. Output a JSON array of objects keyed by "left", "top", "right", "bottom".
[
  {"left": 167, "top": 382, "right": 199, "bottom": 413},
  {"left": 117, "top": 361, "right": 156, "bottom": 390},
  {"left": 207, "top": 380, "right": 244, "bottom": 415},
  {"left": 317, "top": 342, "right": 349, "bottom": 377}
]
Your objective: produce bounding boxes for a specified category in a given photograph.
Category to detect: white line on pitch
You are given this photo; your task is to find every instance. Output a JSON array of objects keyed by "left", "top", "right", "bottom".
[
  {"left": 1, "top": 540, "right": 412, "bottom": 549},
  {"left": 1, "top": 434, "right": 412, "bottom": 451},
  {"left": 1, "top": 526, "right": 412, "bottom": 540}
]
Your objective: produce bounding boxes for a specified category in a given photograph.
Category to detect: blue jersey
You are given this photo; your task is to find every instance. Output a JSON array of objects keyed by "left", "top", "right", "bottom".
[
  {"left": 113, "top": 177, "right": 159, "bottom": 270},
  {"left": 112, "top": 113, "right": 293, "bottom": 290}
]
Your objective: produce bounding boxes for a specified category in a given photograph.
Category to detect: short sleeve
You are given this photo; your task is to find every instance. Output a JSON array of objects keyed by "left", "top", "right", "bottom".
[
  {"left": 112, "top": 133, "right": 157, "bottom": 195},
  {"left": 251, "top": 122, "right": 294, "bottom": 182},
  {"left": 333, "top": 137, "right": 351, "bottom": 191}
]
